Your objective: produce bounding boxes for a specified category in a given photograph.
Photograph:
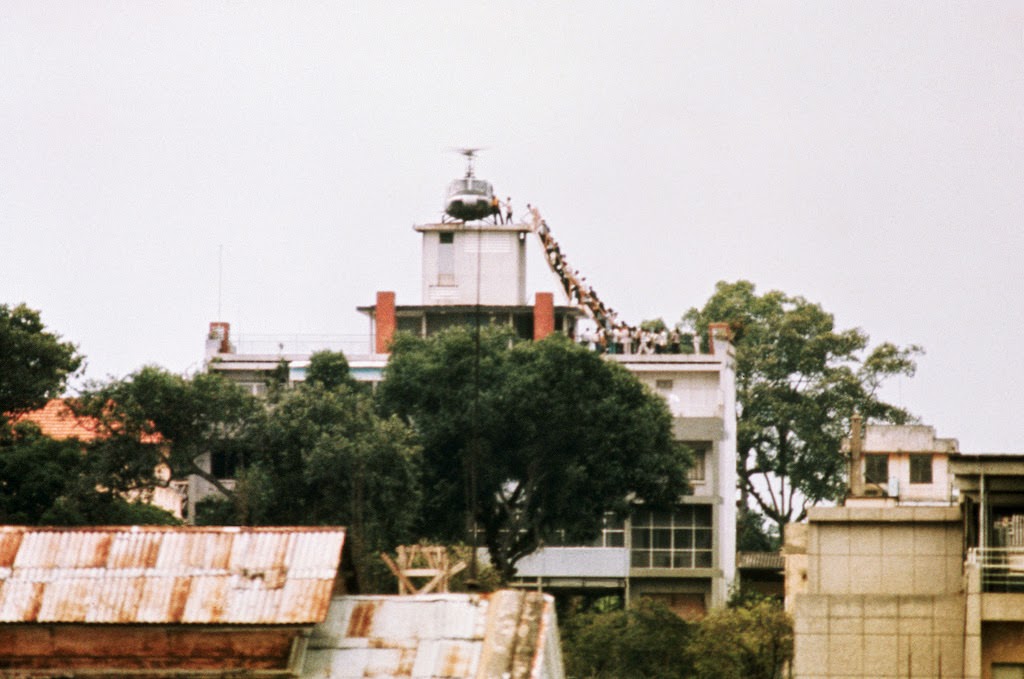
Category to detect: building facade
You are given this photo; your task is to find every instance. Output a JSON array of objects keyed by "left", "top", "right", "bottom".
[
  {"left": 788, "top": 423, "right": 1024, "bottom": 678},
  {"left": 205, "top": 213, "right": 738, "bottom": 616}
]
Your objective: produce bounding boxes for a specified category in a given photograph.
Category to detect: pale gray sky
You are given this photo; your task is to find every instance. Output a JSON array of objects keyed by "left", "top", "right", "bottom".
[{"left": 2, "top": 3, "right": 1022, "bottom": 452}]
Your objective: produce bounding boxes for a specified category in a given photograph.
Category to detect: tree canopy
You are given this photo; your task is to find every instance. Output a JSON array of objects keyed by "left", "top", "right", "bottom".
[
  {"left": 78, "top": 356, "right": 421, "bottom": 589},
  {"left": 0, "top": 303, "right": 82, "bottom": 420},
  {"left": 0, "top": 419, "right": 178, "bottom": 526},
  {"left": 685, "top": 280, "right": 921, "bottom": 536},
  {"left": 75, "top": 366, "right": 262, "bottom": 502},
  {"left": 560, "top": 595, "right": 792, "bottom": 679},
  {"left": 214, "top": 372, "right": 422, "bottom": 587},
  {"left": 689, "top": 597, "right": 793, "bottom": 679},
  {"left": 377, "top": 326, "right": 691, "bottom": 581}
]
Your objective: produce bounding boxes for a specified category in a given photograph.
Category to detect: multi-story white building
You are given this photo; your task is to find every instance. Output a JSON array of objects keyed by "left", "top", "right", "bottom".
[{"left": 206, "top": 210, "right": 738, "bottom": 616}]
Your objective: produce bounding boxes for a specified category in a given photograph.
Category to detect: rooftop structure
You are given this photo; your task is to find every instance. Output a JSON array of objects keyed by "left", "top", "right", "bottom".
[
  {"left": 844, "top": 418, "right": 959, "bottom": 505},
  {"left": 788, "top": 422, "right": 1024, "bottom": 678},
  {"left": 0, "top": 525, "right": 346, "bottom": 676},
  {"left": 303, "top": 590, "right": 563, "bottom": 679},
  {"left": 0, "top": 525, "right": 344, "bottom": 624},
  {"left": 203, "top": 177, "right": 739, "bottom": 617}
]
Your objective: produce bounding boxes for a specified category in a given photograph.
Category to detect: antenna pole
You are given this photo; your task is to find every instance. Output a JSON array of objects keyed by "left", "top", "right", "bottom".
[{"left": 217, "top": 244, "right": 224, "bottom": 321}]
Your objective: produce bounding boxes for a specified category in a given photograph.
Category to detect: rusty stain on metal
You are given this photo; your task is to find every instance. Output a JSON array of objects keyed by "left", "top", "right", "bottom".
[
  {"left": 0, "top": 526, "right": 345, "bottom": 625},
  {"left": 0, "top": 530, "right": 24, "bottom": 567},
  {"left": 304, "top": 591, "right": 564, "bottom": 679},
  {"left": 441, "top": 644, "right": 472, "bottom": 677},
  {"left": 345, "top": 600, "right": 380, "bottom": 637}
]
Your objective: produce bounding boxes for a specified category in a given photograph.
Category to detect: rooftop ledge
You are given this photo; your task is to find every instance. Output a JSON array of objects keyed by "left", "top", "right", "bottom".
[
  {"left": 806, "top": 506, "right": 961, "bottom": 523},
  {"left": 414, "top": 221, "right": 532, "bottom": 233}
]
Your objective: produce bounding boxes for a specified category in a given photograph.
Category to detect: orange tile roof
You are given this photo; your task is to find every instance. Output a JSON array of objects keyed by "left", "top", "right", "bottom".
[
  {"left": 11, "top": 399, "right": 161, "bottom": 443},
  {"left": 11, "top": 399, "right": 102, "bottom": 441},
  {"left": 0, "top": 525, "right": 346, "bottom": 624}
]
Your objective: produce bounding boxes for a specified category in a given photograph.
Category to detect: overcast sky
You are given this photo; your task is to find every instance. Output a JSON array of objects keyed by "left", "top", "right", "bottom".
[{"left": 3, "top": 3, "right": 1022, "bottom": 452}]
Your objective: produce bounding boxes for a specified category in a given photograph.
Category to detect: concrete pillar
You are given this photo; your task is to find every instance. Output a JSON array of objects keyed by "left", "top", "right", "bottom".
[
  {"left": 375, "top": 291, "right": 396, "bottom": 354},
  {"left": 850, "top": 413, "right": 864, "bottom": 497},
  {"left": 533, "top": 292, "right": 555, "bottom": 341}
]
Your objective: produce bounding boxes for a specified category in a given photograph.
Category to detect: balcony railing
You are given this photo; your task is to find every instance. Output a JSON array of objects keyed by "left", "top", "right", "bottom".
[
  {"left": 968, "top": 547, "right": 1024, "bottom": 592},
  {"left": 230, "top": 334, "right": 372, "bottom": 357}
]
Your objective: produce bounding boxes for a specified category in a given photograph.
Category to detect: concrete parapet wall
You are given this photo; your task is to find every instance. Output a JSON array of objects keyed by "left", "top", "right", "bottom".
[{"left": 793, "top": 593, "right": 965, "bottom": 678}]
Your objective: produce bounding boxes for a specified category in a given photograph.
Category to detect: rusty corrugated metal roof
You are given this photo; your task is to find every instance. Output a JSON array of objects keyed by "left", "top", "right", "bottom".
[
  {"left": 737, "top": 551, "right": 785, "bottom": 571},
  {"left": 302, "top": 590, "right": 564, "bottom": 679},
  {"left": 0, "top": 525, "right": 344, "bottom": 624}
]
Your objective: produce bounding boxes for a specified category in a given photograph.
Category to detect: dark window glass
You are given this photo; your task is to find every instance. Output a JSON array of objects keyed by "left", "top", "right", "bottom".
[
  {"left": 865, "top": 455, "right": 889, "bottom": 485},
  {"left": 910, "top": 454, "right": 933, "bottom": 484}
]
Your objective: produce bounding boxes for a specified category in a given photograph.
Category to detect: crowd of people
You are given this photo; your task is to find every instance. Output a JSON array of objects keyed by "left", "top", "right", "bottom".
[{"left": 525, "top": 203, "right": 697, "bottom": 355}]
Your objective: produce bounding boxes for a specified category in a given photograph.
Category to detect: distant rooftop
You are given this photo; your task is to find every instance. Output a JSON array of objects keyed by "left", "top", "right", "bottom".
[{"left": 0, "top": 525, "right": 345, "bottom": 625}]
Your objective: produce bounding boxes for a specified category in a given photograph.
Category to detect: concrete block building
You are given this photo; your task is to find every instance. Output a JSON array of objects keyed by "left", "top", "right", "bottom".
[{"left": 788, "top": 423, "right": 1024, "bottom": 678}]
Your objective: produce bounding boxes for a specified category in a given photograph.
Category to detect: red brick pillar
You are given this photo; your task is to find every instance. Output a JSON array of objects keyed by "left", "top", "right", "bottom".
[
  {"left": 375, "top": 291, "right": 396, "bottom": 354},
  {"left": 209, "top": 322, "right": 231, "bottom": 353},
  {"left": 534, "top": 292, "right": 555, "bottom": 341}
]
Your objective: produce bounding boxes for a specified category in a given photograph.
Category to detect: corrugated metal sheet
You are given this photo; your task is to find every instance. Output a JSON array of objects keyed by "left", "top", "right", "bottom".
[
  {"left": 737, "top": 551, "right": 785, "bottom": 570},
  {"left": 0, "top": 525, "right": 344, "bottom": 624},
  {"left": 303, "top": 590, "right": 564, "bottom": 679}
]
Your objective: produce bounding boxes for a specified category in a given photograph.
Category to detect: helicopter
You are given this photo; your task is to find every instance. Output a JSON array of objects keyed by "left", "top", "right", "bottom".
[{"left": 444, "top": 148, "right": 497, "bottom": 222}]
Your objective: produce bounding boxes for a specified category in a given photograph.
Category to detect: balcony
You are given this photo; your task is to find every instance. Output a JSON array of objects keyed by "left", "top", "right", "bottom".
[{"left": 968, "top": 548, "right": 1024, "bottom": 593}]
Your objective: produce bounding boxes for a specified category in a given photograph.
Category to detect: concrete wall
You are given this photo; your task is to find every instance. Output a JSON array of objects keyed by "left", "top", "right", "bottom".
[
  {"left": 793, "top": 594, "right": 965, "bottom": 678},
  {"left": 790, "top": 507, "right": 966, "bottom": 678},
  {"left": 419, "top": 226, "right": 527, "bottom": 306},
  {"left": 805, "top": 509, "right": 963, "bottom": 596}
]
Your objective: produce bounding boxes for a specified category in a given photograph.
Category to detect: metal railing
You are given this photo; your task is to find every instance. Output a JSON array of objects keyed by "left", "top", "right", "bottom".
[
  {"left": 230, "top": 334, "right": 372, "bottom": 357},
  {"left": 968, "top": 547, "right": 1024, "bottom": 592}
]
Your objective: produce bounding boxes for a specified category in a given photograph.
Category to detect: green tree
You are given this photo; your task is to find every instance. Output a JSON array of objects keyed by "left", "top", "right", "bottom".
[
  {"left": 561, "top": 598, "right": 694, "bottom": 679},
  {"left": 307, "top": 349, "right": 356, "bottom": 390},
  {"left": 75, "top": 366, "right": 262, "bottom": 502},
  {"left": 227, "top": 376, "right": 422, "bottom": 588},
  {"left": 737, "top": 505, "right": 778, "bottom": 552},
  {"left": 685, "top": 281, "right": 921, "bottom": 537},
  {"left": 377, "top": 327, "right": 691, "bottom": 582},
  {"left": 186, "top": 355, "right": 421, "bottom": 590},
  {"left": 0, "top": 420, "right": 178, "bottom": 525},
  {"left": 689, "top": 597, "right": 793, "bottom": 679},
  {"left": 0, "top": 303, "right": 82, "bottom": 421}
]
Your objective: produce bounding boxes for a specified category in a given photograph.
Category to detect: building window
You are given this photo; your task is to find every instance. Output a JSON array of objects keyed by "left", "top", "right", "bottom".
[
  {"left": 864, "top": 454, "right": 889, "bottom": 486},
  {"left": 594, "top": 512, "right": 625, "bottom": 547},
  {"left": 687, "top": 448, "right": 706, "bottom": 482},
  {"left": 630, "top": 506, "right": 712, "bottom": 569},
  {"left": 655, "top": 379, "right": 673, "bottom": 391},
  {"left": 909, "top": 454, "right": 933, "bottom": 484},
  {"left": 438, "top": 232, "right": 455, "bottom": 285}
]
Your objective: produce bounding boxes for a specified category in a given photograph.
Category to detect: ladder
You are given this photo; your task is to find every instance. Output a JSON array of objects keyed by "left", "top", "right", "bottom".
[{"left": 527, "top": 205, "right": 619, "bottom": 334}]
